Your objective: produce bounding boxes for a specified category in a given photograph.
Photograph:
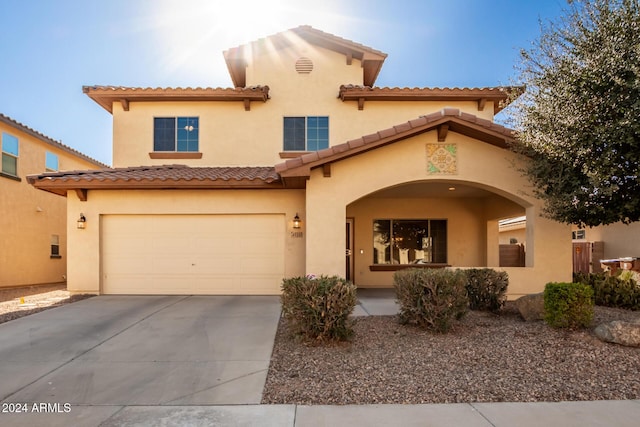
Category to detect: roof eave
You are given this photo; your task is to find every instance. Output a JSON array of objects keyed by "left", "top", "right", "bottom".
[
  {"left": 338, "top": 86, "right": 524, "bottom": 113},
  {"left": 82, "top": 86, "right": 270, "bottom": 114},
  {"left": 28, "top": 178, "right": 287, "bottom": 194}
]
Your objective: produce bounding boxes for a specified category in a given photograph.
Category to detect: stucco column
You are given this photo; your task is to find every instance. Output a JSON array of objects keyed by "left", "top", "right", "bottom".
[
  {"left": 67, "top": 191, "right": 101, "bottom": 294},
  {"left": 486, "top": 219, "right": 500, "bottom": 267},
  {"left": 305, "top": 177, "right": 346, "bottom": 277}
]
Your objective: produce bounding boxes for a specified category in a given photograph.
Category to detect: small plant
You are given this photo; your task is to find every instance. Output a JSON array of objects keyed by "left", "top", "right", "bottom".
[
  {"left": 394, "top": 268, "right": 468, "bottom": 333},
  {"left": 280, "top": 275, "right": 357, "bottom": 342},
  {"left": 543, "top": 282, "right": 594, "bottom": 329},
  {"left": 464, "top": 268, "right": 509, "bottom": 312},
  {"left": 574, "top": 272, "right": 640, "bottom": 310}
]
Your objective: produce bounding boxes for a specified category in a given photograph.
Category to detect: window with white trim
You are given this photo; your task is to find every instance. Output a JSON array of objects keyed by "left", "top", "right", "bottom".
[
  {"left": 50, "top": 235, "right": 61, "bottom": 258},
  {"left": 45, "top": 152, "right": 59, "bottom": 172},
  {"left": 2, "top": 132, "right": 19, "bottom": 176},
  {"left": 283, "top": 116, "right": 328, "bottom": 151}
]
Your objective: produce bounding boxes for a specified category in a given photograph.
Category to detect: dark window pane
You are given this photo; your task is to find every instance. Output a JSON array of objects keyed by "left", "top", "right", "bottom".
[
  {"left": 154, "top": 118, "right": 176, "bottom": 151},
  {"left": 393, "top": 220, "right": 429, "bottom": 263},
  {"left": 430, "top": 220, "right": 448, "bottom": 263},
  {"left": 2, "top": 153, "right": 17, "bottom": 175},
  {"left": 373, "top": 220, "right": 391, "bottom": 264},
  {"left": 283, "top": 117, "right": 305, "bottom": 151}
]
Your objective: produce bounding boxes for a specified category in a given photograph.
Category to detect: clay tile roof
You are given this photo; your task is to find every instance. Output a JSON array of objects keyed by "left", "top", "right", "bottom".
[
  {"left": 338, "top": 85, "right": 523, "bottom": 114},
  {"left": 224, "top": 26, "right": 387, "bottom": 87},
  {"left": 0, "top": 113, "right": 108, "bottom": 168},
  {"left": 83, "top": 86, "right": 270, "bottom": 114},
  {"left": 276, "top": 108, "right": 516, "bottom": 177},
  {"left": 28, "top": 165, "right": 283, "bottom": 196}
]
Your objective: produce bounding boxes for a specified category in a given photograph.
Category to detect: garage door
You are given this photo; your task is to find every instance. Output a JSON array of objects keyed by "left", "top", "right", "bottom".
[{"left": 102, "top": 214, "right": 285, "bottom": 295}]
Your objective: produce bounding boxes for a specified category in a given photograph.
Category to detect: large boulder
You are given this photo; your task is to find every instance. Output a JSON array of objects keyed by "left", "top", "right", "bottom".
[
  {"left": 595, "top": 320, "right": 640, "bottom": 347},
  {"left": 514, "top": 292, "right": 545, "bottom": 322}
]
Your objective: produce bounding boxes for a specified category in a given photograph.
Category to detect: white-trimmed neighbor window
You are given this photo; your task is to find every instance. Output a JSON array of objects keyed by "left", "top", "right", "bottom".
[
  {"left": 153, "top": 117, "right": 199, "bottom": 152},
  {"left": 50, "top": 235, "right": 60, "bottom": 258},
  {"left": 283, "top": 116, "right": 329, "bottom": 151},
  {"left": 45, "top": 152, "right": 59, "bottom": 172},
  {"left": 2, "top": 132, "right": 19, "bottom": 176}
]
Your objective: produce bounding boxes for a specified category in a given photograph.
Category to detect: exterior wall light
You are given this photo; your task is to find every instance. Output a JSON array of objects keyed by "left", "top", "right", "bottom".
[
  {"left": 77, "top": 213, "right": 87, "bottom": 229},
  {"left": 293, "top": 213, "right": 301, "bottom": 229}
]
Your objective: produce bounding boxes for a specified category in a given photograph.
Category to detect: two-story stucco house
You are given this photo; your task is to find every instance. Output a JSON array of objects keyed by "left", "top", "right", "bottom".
[
  {"left": 28, "top": 26, "right": 572, "bottom": 297},
  {"left": 1, "top": 114, "right": 106, "bottom": 288}
]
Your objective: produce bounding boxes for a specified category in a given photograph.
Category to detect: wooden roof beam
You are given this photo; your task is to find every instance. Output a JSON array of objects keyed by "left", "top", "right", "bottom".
[
  {"left": 438, "top": 124, "right": 449, "bottom": 142},
  {"left": 75, "top": 189, "right": 88, "bottom": 201}
]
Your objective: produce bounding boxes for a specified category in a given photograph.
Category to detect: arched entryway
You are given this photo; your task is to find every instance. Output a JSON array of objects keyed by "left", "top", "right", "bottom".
[{"left": 346, "top": 180, "right": 530, "bottom": 287}]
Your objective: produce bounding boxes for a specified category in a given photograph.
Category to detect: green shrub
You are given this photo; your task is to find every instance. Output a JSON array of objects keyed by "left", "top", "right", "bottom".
[
  {"left": 543, "top": 282, "right": 594, "bottom": 329},
  {"left": 280, "top": 275, "right": 357, "bottom": 342},
  {"left": 393, "top": 268, "right": 468, "bottom": 333},
  {"left": 464, "top": 268, "right": 509, "bottom": 312},
  {"left": 574, "top": 272, "right": 640, "bottom": 310}
]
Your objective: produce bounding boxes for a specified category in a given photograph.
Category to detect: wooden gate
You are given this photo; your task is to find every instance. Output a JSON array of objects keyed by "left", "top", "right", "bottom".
[{"left": 573, "top": 242, "right": 591, "bottom": 274}]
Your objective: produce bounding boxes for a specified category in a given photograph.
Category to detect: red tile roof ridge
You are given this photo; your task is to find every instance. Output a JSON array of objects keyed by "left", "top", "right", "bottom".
[
  {"left": 225, "top": 25, "right": 387, "bottom": 58},
  {"left": 292, "top": 25, "right": 388, "bottom": 57},
  {"left": 0, "top": 113, "right": 109, "bottom": 168},
  {"left": 339, "top": 84, "right": 513, "bottom": 92},
  {"left": 29, "top": 165, "right": 280, "bottom": 184},
  {"left": 83, "top": 85, "right": 268, "bottom": 93}
]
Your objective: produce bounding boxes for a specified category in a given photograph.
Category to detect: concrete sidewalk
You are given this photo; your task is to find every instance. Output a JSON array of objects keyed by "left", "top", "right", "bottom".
[{"left": 2, "top": 400, "right": 640, "bottom": 426}]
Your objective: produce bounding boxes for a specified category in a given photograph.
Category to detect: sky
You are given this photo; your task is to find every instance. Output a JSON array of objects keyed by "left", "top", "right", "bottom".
[{"left": 0, "top": 0, "right": 567, "bottom": 166}]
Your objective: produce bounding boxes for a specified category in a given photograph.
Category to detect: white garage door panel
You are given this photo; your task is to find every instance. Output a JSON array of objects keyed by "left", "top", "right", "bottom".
[{"left": 102, "top": 214, "right": 285, "bottom": 295}]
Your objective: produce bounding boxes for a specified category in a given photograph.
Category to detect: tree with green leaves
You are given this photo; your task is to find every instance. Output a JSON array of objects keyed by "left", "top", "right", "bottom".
[{"left": 508, "top": 0, "right": 640, "bottom": 227}]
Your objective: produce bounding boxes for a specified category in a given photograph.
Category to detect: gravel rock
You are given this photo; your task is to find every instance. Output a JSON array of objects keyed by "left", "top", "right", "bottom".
[
  {"left": 514, "top": 292, "right": 545, "bottom": 321},
  {"left": 262, "top": 303, "right": 640, "bottom": 404},
  {"left": 595, "top": 320, "right": 640, "bottom": 347}
]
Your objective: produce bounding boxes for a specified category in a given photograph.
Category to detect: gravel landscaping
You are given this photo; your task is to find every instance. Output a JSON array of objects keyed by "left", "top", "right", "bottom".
[
  {"left": 4, "top": 285, "right": 640, "bottom": 405},
  {"left": 0, "top": 284, "right": 93, "bottom": 324},
  {"left": 262, "top": 303, "right": 640, "bottom": 405}
]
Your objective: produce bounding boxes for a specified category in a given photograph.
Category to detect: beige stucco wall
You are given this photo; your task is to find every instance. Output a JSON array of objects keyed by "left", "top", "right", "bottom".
[
  {"left": 66, "top": 188, "right": 305, "bottom": 294},
  {"left": 304, "top": 129, "right": 572, "bottom": 298},
  {"left": 578, "top": 223, "right": 640, "bottom": 259},
  {"left": 111, "top": 42, "right": 495, "bottom": 168},
  {"left": 499, "top": 227, "right": 526, "bottom": 245},
  {"left": 0, "top": 122, "right": 102, "bottom": 288}
]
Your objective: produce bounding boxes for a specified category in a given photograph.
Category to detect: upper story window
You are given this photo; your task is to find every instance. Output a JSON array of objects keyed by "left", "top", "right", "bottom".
[
  {"left": 283, "top": 116, "right": 328, "bottom": 151},
  {"left": 45, "top": 152, "right": 59, "bottom": 172},
  {"left": 153, "top": 117, "right": 199, "bottom": 152},
  {"left": 2, "top": 132, "right": 19, "bottom": 177}
]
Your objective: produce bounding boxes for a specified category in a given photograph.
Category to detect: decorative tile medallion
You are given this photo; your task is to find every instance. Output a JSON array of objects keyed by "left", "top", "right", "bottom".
[{"left": 426, "top": 143, "right": 457, "bottom": 174}]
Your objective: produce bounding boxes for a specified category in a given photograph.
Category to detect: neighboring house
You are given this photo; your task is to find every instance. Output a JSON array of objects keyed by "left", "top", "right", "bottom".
[
  {"left": 1, "top": 114, "right": 106, "bottom": 288},
  {"left": 571, "top": 223, "right": 639, "bottom": 273},
  {"left": 28, "top": 26, "right": 572, "bottom": 298}
]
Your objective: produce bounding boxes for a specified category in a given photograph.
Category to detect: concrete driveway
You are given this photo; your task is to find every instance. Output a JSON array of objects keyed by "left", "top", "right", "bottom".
[{"left": 0, "top": 295, "right": 281, "bottom": 425}]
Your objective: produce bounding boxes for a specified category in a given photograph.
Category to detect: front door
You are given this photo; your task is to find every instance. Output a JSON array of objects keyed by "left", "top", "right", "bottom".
[{"left": 346, "top": 218, "right": 354, "bottom": 282}]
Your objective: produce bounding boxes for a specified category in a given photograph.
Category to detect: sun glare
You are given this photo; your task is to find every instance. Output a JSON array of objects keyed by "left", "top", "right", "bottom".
[{"left": 143, "top": 0, "right": 362, "bottom": 87}]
